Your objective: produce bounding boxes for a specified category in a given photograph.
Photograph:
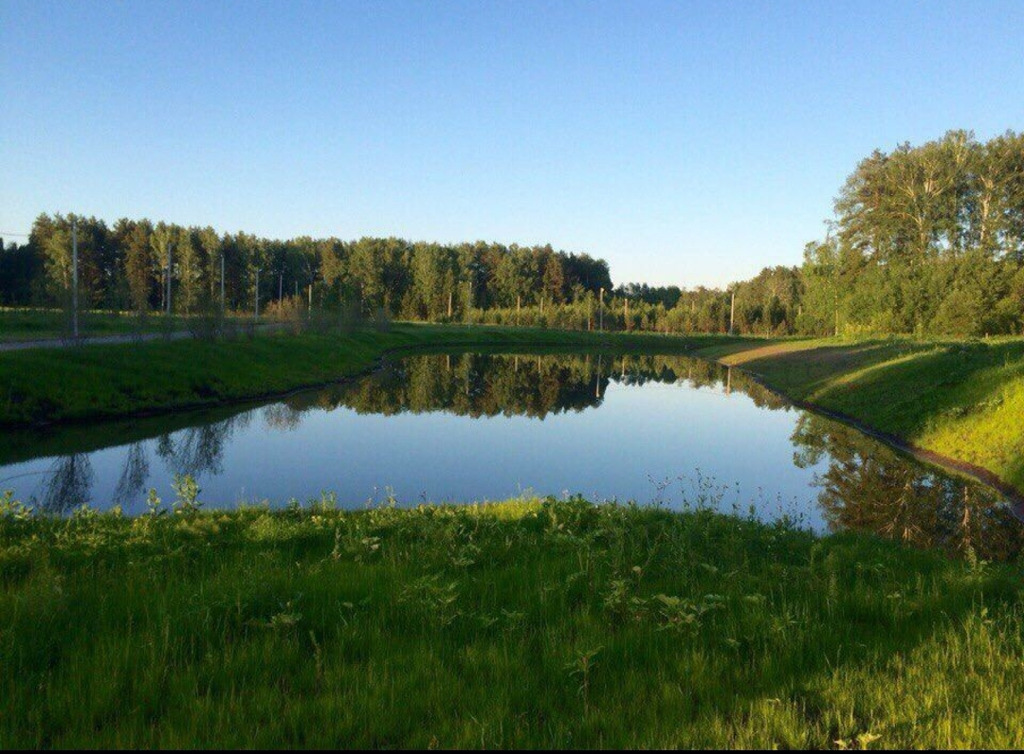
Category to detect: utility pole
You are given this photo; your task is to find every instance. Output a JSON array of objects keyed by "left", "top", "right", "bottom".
[
  {"left": 278, "top": 271, "right": 283, "bottom": 303},
  {"left": 599, "top": 287, "right": 604, "bottom": 332},
  {"left": 729, "top": 290, "right": 736, "bottom": 335},
  {"left": 165, "top": 242, "right": 173, "bottom": 316},
  {"left": 624, "top": 296, "right": 629, "bottom": 331},
  {"left": 71, "top": 218, "right": 79, "bottom": 339},
  {"left": 254, "top": 268, "right": 261, "bottom": 320},
  {"left": 220, "top": 253, "right": 226, "bottom": 313}
]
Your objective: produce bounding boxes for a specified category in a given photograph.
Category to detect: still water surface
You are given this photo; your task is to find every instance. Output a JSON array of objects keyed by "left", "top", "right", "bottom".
[{"left": 1, "top": 352, "right": 1019, "bottom": 558}]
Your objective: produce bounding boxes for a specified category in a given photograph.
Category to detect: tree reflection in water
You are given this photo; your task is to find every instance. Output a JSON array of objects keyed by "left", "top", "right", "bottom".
[
  {"left": 35, "top": 454, "right": 94, "bottom": 514},
  {"left": 112, "top": 442, "right": 149, "bottom": 509},
  {"left": 792, "top": 413, "right": 1023, "bottom": 561},
  {"left": 156, "top": 414, "right": 250, "bottom": 478}
]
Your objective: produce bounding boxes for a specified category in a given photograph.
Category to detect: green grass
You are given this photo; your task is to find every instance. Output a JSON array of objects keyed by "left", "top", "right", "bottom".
[
  {"left": 1, "top": 495, "right": 1023, "bottom": 748},
  {"left": 0, "top": 323, "right": 735, "bottom": 426},
  {"left": 702, "top": 337, "right": 1024, "bottom": 495}
]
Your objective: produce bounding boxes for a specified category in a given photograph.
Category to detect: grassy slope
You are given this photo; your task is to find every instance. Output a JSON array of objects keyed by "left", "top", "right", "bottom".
[
  {"left": 2, "top": 498, "right": 1022, "bottom": 748},
  {"left": 698, "top": 338, "right": 1024, "bottom": 494},
  {"left": 0, "top": 324, "right": 732, "bottom": 426}
]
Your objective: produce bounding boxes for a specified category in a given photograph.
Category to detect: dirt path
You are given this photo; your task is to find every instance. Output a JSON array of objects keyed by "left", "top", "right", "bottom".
[
  {"left": 0, "top": 324, "right": 288, "bottom": 352},
  {"left": 0, "top": 332, "right": 195, "bottom": 352}
]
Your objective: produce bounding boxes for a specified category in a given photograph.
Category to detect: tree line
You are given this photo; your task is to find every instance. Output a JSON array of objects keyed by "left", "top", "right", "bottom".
[
  {"left": 800, "top": 129, "right": 1024, "bottom": 337},
  {"left": 2, "top": 129, "right": 1021, "bottom": 336},
  {"left": 0, "top": 217, "right": 612, "bottom": 323}
]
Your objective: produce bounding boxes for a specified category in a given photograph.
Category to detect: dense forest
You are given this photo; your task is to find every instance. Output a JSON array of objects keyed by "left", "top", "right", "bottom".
[{"left": 2, "top": 130, "right": 1021, "bottom": 336}]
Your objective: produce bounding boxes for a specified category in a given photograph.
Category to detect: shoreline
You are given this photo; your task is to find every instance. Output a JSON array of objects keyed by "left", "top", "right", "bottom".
[{"left": 2, "top": 326, "right": 1021, "bottom": 508}]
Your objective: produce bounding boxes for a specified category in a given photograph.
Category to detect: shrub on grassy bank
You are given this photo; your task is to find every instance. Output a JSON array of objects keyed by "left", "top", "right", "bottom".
[{"left": 1, "top": 491, "right": 1023, "bottom": 748}]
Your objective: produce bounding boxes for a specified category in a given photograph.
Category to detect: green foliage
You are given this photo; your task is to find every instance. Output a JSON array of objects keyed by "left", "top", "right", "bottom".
[
  {"left": 804, "top": 130, "right": 1024, "bottom": 337},
  {"left": 171, "top": 474, "right": 202, "bottom": 515}
]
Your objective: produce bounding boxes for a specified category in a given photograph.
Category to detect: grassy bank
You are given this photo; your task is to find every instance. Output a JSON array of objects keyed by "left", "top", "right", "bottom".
[
  {"left": 0, "top": 324, "right": 731, "bottom": 426},
  {"left": 697, "top": 338, "right": 1024, "bottom": 494},
  {"left": 1, "top": 496, "right": 1022, "bottom": 748}
]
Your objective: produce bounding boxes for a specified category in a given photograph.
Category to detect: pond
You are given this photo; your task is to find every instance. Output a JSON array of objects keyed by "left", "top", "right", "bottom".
[{"left": 1, "top": 351, "right": 1020, "bottom": 559}]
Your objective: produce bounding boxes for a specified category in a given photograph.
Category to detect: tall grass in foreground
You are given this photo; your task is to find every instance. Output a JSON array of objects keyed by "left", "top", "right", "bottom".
[{"left": 2, "top": 491, "right": 1023, "bottom": 748}]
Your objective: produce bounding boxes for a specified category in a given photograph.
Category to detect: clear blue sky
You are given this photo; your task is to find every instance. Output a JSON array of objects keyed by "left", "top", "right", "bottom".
[{"left": 2, "top": 0, "right": 1021, "bottom": 287}]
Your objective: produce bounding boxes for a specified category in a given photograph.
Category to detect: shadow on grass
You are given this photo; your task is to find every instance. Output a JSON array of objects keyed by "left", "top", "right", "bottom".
[{"left": 719, "top": 339, "right": 1024, "bottom": 490}]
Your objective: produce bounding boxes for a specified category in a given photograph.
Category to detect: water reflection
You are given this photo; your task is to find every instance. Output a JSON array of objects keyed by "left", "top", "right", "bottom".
[
  {"left": 35, "top": 454, "right": 94, "bottom": 514},
  {"left": 300, "top": 353, "right": 786, "bottom": 418},
  {"left": 155, "top": 417, "right": 250, "bottom": 478},
  {"left": 112, "top": 443, "right": 149, "bottom": 509},
  {"left": 1, "top": 352, "right": 1018, "bottom": 559},
  {"left": 793, "top": 414, "right": 1024, "bottom": 562}
]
